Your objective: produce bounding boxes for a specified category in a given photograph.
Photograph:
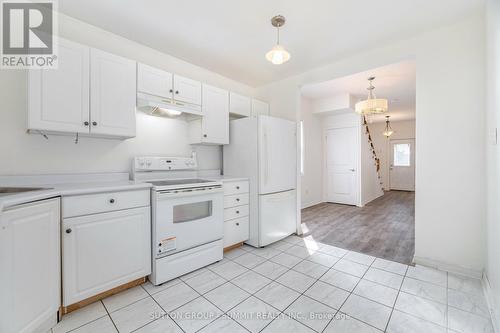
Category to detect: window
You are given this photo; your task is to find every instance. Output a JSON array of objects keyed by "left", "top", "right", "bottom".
[
  {"left": 300, "top": 121, "right": 304, "bottom": 175},
  {"left": 173, "top": 201, "right": 212, "bottom": 223},
  {"left": 393, "top": 143, "right": 411, "bottom": 166}
]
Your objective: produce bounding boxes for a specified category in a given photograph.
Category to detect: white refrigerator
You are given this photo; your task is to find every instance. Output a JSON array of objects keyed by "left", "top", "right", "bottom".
[{"left": 223, "top": 115, "right": 297, "bottom": 247}]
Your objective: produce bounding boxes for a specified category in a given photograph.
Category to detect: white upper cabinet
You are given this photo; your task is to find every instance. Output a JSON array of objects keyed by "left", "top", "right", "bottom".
[
  {"left": 173, "top": 74, "right": 202, "bottom": 106},
  {"left": 90, "top": 48, "right": 137, "bottom": 138},
  {"left": 28, "top": 38, "right": 90, "bottom": 133},
  {"left": 229, "top": 92, "right": 251, "bottom": 117},
  {"left": 251, "top": 99, "right": 270, "bottom": 117},
  {"left": 28, "top": 38, "right": 137, "bottom": 139},
  {"left": 137, "top": 63, "right": 173, "bottom": 99},
  {"left": 189, "top": 84, "right": 229, "bottom": 145}
]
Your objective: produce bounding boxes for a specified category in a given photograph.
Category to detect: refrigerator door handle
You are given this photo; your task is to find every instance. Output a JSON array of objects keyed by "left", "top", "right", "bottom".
[{"left": 264, "top": 126, "right": 269, "bottom": 186}]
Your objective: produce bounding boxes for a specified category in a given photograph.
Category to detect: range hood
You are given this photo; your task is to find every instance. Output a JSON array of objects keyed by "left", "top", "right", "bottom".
[{"left": 137, "top": 92, "right": 202, "bottom": 118}]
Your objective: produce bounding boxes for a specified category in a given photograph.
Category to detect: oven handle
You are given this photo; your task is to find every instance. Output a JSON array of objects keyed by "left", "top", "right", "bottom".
[{"left": 157, "top": 186, "right": 223, "bottom": 199}]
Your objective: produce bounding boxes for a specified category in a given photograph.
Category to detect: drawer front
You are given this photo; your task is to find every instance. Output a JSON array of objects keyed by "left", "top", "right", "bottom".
[
  {"left": 224, "top": 216, "right": 249, "bottom": 248},
  {"left": 224, "top": 193, "right": 249, "bottom": 208},
  {"left": 223, "top": 181, "right": 249, "bottom": 196},
  {"left": 224, "top": 205, "right": 249, "bottom": 221},
  {"left": 63, "top": 190, "right": 150, "bottom": 218}
]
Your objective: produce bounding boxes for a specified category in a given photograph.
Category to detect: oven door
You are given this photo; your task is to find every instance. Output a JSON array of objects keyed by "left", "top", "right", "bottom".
[{"left": 154, "top": 186, "right": 223, "bottom": 258}]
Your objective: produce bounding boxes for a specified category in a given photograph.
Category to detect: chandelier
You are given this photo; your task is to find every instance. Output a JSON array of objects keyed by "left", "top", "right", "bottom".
[
  {"left": 355, "top": 77, "right": 388, "bottom": 115},
  {"left": 383, "top": 115, "right": 394, "bottom": 137}
]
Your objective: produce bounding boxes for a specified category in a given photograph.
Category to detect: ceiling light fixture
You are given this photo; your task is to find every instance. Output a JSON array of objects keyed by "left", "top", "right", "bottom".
[
  {"left": 355, "top": 77, "right": 388, "bottom": 115},
  {"left": 383, "top": 115, "right": 394, "bottom": 137},
  {"left": 265, "top": 15, "right": 291, "bottom": 65}
]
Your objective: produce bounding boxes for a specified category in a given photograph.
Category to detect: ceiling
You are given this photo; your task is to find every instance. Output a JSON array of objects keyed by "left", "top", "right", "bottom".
[
  {"left": 301, "top": 60, "right": 416, "bottom": 122},
  {"left": 58, "top": 0, "right": 482, "bottom": 87}
]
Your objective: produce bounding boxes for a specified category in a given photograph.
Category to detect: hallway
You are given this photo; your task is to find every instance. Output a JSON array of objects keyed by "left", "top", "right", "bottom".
[{"left": 301, "top": 191, "right": 415, "bottom": 264}]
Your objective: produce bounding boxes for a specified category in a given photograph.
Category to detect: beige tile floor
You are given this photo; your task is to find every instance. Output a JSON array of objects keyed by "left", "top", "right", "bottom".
[{"left": 51, "top": 235, "right": 494, "bottom": 333}]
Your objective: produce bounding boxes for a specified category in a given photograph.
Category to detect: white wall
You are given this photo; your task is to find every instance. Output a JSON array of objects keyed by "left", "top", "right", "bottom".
[
  {"left": 0, "top": 13, "right": 256, "bottom": 175},
  {"left": 369, "top": 120, "right": 416, "bottom": 190},
  {"left": 486, "top": 0, "right": 500, "bottom": 328},
  {"left": 256, "top": 14, "right": 485, "bottom": 274},
  {"left": 300, "top": 97, "right": 323, "bottom": 208}
]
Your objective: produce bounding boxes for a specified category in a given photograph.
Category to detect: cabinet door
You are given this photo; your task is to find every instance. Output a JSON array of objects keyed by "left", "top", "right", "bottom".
[
  {"left": 137, "top": 63, "right": 173, "bottom": 99},
  {"left": 0, "top": 199, "right": 60, "bottom": 333},
  {"left": 229, "top": 92, "right": 251, "bottom": 117},
  {"left": 201, "top": 84, "right": 229, "bottom": 144},
  {"left": 251, "top": 99, "right": 270, "bottom": 117},
  {"left": 173, "top": 74, "right": 202, "bottom": 105},
  {"left": 90, "top": 48, "right": 137, "bottom": 138},
  {"left": 62, "top": 207, "right": 151, "bottom": 306},
  {"left": 28, "top": 38, "right": 90, "bottom": 133}
]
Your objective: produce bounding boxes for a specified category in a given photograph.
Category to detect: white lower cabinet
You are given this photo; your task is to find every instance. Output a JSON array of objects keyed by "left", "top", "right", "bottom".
[
  {"left": 62, "top": 191, "right": 151, "bottom": 306},
  {"left": 222, "top": 180, "right": 250, "bottom": 248},
  {"left": 0, "top": 198, "right": 60, "bottom": 333}
]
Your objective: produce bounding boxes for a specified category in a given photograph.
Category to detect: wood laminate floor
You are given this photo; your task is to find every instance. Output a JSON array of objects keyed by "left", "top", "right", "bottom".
[{"left": 301, "top": 191, "right": 415, "bottom": 264}]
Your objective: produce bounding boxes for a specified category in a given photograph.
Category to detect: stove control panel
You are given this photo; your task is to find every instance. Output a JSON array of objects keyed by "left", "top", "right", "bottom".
[{"left": 134, "top": 153, "right": 197, "bottom": 171}]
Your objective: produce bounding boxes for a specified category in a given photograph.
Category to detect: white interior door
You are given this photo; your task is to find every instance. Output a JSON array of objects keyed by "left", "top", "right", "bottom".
[
  {"left": 258, "top": 116, "right": 297, "bottom": 194},
  {"left": 390, "top": 139, "right": 415, "bottom": 191},
  {"left": 326, "top": 127, "right": 359, "bottom": 205}
]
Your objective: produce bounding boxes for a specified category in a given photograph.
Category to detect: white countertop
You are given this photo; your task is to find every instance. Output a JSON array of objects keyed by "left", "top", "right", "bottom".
[{"left": 0, "top": 181, "right": 152, "bottom": 213}]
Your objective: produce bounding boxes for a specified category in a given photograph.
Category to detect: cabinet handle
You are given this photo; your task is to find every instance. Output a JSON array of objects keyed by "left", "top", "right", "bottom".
[
  {"left": 109, "top": 198, "right": 115, "bottom": 204},
  {"left": 175, "top": 90, "right": 179, "bottom": 94},
  {"left": 169, "top": 89, "right": 173, "bottom": 93},
  {"left": 65, "top": 228, "right": 72, "bottom": 234},
  {"left": 92, "top": 121, "right": 97, "bottom": 126},
  {"left": 236, "top": 198, "right": 240, "bottom": 202},
  {"left": 236, "top": 222, "right": 240, "bottom": 226},
  {"left": 236, "top": 186, "right": 240, "bottom": 190},
  {"left": 203, "top": 134, "right": 207, "bottom": 138},
  {"left": 84, "top": 121, "right": 89, "bottom": 126},
  {"left": 236, "top": 210, "right": 239, "bottom": 214}
]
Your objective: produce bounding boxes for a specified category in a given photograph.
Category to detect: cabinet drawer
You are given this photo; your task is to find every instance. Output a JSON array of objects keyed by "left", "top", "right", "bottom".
[
  {"left": 224, "top": 205, "right": 249, "bottom": 221},
  {"left": 224, "top": 193, "right": 249, "bottom": 208},
  {"left": 63, "top": 190, "right": 150, "bottom": 218},
  {"left": 223, "top": 181, "right": 249, "bottom": 195},
  {"left": 224, "top": 216, "right": 249, "bottom": 248}
]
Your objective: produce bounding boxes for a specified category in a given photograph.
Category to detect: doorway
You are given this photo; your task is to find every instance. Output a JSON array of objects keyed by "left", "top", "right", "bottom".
[
  {"left": 389, "top": 139, "right": 415, "bottom": 191},
  {"left": 298, "top": 60, "right": 416, "bottom": 264},
  {"left": 325, "top": 127, "right": 359, "bottom": 206}
]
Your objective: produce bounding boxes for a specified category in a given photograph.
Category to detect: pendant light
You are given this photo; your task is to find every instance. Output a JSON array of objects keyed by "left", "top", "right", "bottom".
[
  {"left": 383, "top": 115, "right": 394, "bottom": 137},
  {"left": 265, "top": 15, "right": 291, "bottom": 65},
  {"left": 355, "top": 77, "right": 388, "bottom": 115}
]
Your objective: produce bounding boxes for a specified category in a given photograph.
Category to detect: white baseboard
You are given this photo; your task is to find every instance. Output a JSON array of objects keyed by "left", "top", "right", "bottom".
[
  {"left": 301, "top": 200, "right": 323, "bottom": 209},
  {"left": 483, "top": 273, "right": 499, "bottom": 333},
  {"left": 412, "top": 255, "right": 483, "bottom": 279}
]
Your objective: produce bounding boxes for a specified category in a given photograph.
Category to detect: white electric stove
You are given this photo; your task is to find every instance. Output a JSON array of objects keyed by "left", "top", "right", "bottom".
[{"left": 132, "top": 154, "right": 224, "bottom": 285}]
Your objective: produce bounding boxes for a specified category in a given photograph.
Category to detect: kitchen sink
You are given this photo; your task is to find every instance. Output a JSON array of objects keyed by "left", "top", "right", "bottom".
[{"left": 0, "top": 187, "right": 52, "bottom": 195}]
